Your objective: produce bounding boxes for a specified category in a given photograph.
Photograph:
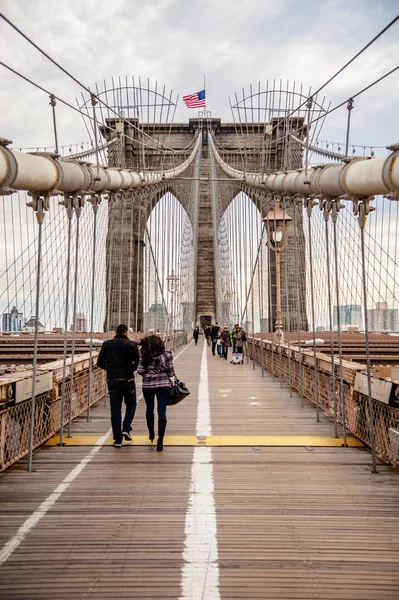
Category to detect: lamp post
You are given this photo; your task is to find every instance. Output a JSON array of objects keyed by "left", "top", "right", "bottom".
[
  {"left": 222, "top": 290, "right": 231, "bottom": 327},
  {"left": 166, "top": 269, "right": 179, "bottom": 348},
  {"left": 263, "top": 199, "right": 292, "bottom": 344}
]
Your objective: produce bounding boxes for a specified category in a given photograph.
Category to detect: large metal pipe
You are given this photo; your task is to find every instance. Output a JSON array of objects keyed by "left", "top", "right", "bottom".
[
  {"left": 0, "top": 133, "right": 201, "bottom": 196},
  {"left": 209, "top": 135, "right": 399, "bottom": 199}
]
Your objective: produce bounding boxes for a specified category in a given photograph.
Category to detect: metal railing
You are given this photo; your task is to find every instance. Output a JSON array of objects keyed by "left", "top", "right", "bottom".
[
  {"left": 247, "top": 337, "right": 399, "bottom": 466},
  {"left": 0, "top": 366, "right": 105, "bottom": 472},
  {"left": 0, "top": 333, "right": 190, "bottom": 472}
]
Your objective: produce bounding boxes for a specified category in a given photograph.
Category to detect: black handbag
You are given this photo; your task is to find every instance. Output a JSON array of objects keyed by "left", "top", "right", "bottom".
[{"left": 168, "top": 378, "right": 190, "bottom": 406}]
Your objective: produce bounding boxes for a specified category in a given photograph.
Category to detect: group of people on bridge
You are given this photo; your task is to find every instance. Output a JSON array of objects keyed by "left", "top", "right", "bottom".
[
  {"left": 97, "top": 325, "right": 175, "bottom": 451},
  {"left": 193, "top": 323, "right": 247, "bottom": 364},
  {"left": 97, "top": 321, "right": 247, "bottom": 450}
]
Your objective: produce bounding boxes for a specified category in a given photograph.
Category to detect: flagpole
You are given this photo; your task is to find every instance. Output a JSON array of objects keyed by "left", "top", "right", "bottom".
[{"left": 204, "top": 74, "right": 206, "bottom": 118}]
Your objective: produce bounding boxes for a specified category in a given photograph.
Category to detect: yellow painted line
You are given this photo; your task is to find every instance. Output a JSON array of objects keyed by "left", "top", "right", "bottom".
[
  {"left": 46, "top": 434, "right": 363, "bottom": 447},
  {"left": 205, "top": 435, "right": 363, "bottom": 447}
]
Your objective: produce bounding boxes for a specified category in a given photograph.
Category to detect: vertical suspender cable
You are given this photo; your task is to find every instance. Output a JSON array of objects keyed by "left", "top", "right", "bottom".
[
  {"left": 28, "top": 197, "right": 46, "bottom": 472},
  {"left": 68, "top": 200, "right": 82, "bottom": 436},
  {"left": 273, "top": 204, "right": 283, "bottom": 387},
  {"left": 306, "top": 200, "right": 320, "bottom": 421},
  {"left": 49, "top": 94, "right": 59, "bottom": 155},
  {"left": 106, "top": 198, "right": 115, "bottom": 334},
  {"left": 283, "top": 199, "right": 292, "bottom": 396},
  {"left": 359, "top": 202, "right": 377, "bottom": 473},
  {"left": 293, "top": 201, "right": 304, "bottom": 406},
  {"left": 250, "top": 198, "right": 255, "bottom": 369},
  {"left": 324, "top": 207, "right": 338, "bottom": 437},
  {"left": 118, "top": 194, "right": 125, "bottom": 324},
  {"left": 267, "top": 210, "right": 275, "bottom": 379},
  {"left": 87, "top": 196, "right": 99, "bottom": 421},
  {"left": 127, "top": 195, "right": 135, "bottom": 331},
  {"left": 332, "top": 201, "right": 347, "bottom": 445},
  {"left": 59, "top": 198, "right": 74, "bottom": 445},
  {"left": 2, "top": 198, "right": 10, "bottom": 312},
  {"left": 135, "top": 197, "right": 142, "bottom": 333},
  {"left": 258, "top": 198, "right": 265, "bottom": 377}
]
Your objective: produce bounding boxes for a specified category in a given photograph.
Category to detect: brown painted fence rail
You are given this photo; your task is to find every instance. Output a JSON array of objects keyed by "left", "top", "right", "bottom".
[{"left": 247, "top": 336, "right": 399, "bottom": 465}]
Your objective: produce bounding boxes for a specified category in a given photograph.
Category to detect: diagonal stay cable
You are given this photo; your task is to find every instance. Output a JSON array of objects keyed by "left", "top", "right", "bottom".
[{"left": 0, "top": 12, "right": 179, "bottom": 154}]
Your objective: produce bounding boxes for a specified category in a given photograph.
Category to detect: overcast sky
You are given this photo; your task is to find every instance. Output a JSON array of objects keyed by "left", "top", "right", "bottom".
[{"left": 0, "top": 0, "right": 398, "bottom": 151}]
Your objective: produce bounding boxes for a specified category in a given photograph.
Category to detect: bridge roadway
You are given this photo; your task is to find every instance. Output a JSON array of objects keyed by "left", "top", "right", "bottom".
[{"left": 0, "top": 340, "right": 398, "bottom": 599}]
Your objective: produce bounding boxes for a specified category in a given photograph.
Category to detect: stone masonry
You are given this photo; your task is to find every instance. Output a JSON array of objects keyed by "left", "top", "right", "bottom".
[{"left": 100, "top": 117, "right": 308, "bottom": 332}]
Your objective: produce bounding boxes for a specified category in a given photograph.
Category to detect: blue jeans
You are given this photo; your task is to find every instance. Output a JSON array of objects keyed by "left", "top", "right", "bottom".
[
  {"left": 107, "top": 379, "right": 137, "bottom": 443},
  {"left": 143, "top": 387, "right": 170, "bottom": 420}
]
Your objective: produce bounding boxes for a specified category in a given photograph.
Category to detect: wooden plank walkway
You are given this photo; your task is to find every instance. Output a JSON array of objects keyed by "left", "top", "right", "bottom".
[{"left": 0, "top": 340, "right": 398, "bottom": 599}]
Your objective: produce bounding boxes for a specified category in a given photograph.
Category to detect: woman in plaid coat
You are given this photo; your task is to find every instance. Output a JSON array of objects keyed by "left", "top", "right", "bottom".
[{"left": 137, "top": 335, "right": 175, "bottom": 451}]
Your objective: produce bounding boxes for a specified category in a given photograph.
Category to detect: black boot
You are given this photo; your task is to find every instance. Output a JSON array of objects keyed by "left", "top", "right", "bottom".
[
  {"left": 146, "top": 414, "right": 155, "bottom": 442},
  {"left": 157, "top": 419, "right": 167, "bottom": 451}
]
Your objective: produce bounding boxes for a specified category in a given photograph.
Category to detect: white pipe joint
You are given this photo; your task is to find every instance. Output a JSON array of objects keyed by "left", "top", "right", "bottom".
[
  {"left": 265, "top": 173, "right": 277, "bottom": 191},
  {"left": 129, "top": 172, "right": 142, "bottom": 188},
  {"left": 0, "top": 146, "right": 18, "bottom": 188},
  {"left": 1, "top": 150, "right": 61, "bottom": 193},
  {"left": 340, "top": 157, "right": 388, "bottom": 197},
  {"left": 284, "top": 171, "right": 301, "bottom": 196},
  {"left": 311, "top": 164, "right": 345, "bottom": 198},
  {"left": 295, "top": 168, "right": 313, "bottom": 196},
  {"left": 89, "top": 166, "right": 109, "bottom": 192},
  {"left": 382, "top": 150, "right": 399, "bottom": 193},
  {"left": 105, "top": 168, "right": 125, "bottom": 191},
  {"left": 59, "top": 160, "right": 92, "bottom": 194},
  {"left": 272, "top": 172, "right": 287, "bottom": 193}
]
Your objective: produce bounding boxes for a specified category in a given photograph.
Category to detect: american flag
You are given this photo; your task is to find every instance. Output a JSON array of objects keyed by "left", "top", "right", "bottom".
[{"left": 183, "top": 89, "right": 206, "bottom": 108}]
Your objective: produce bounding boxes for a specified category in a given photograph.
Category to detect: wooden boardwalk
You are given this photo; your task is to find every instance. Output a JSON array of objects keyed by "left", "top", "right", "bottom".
[{"left": 0, "top": 340, "right": 398, "bottom": 599}]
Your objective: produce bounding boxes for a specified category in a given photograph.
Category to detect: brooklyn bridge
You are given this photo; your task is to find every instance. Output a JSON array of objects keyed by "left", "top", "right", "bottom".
[{"left": 0, "top": 4, "right": 399, "bottom": 599}]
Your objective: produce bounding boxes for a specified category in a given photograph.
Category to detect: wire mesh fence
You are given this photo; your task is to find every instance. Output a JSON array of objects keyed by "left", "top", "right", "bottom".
[
  {"left": 247, "top": 337, "right": 399, "bottom": 466},
  {"left": 0, "top": 367, "right": 105, "bottom": 472}
]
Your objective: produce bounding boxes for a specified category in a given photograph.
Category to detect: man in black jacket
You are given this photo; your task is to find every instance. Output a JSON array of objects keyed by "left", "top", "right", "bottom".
[
  {"left": 97, "top": 324, "right": 140, "bottom": 447},
  {"left": 210, "top": 322, "right": 220, "bottom": 356}
]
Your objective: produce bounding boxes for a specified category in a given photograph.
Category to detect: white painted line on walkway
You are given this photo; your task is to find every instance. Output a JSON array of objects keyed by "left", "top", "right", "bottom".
[
  {"left": 0, "top": 427, "right": 111, "bottom": 566},
  {"left": 0, "top": 340, "right": 193, "bottom": 566},
  {"left": 179, "top": 339, "right": 221, "bottom": 600}
]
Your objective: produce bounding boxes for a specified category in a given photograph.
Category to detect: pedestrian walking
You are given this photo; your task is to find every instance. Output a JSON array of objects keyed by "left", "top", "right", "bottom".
[
  {"left": 137, "top": 335, "right": 175, "bottom": 451},
  {"left": 230, "top": 324, "right": 240, "bottom": 354},
  {"left": 204, "top": 325, "right": 212, "bottom": 346},
  {"left": 97, "top": 324, "right": 140, "bottom": 447},
  {"left": 232, "top": 325, "right": 246, "bottom": 364},
  {"left": 221, "top": 326, "right": 231, "bottom": 360},
  {"left": 211, "top": 322, "right": 220, "bottom": 355},
  {"left": 217, "top": 329, "right": 224, "bottom": 357},
  {"left": 193, "top": 326, "right": 200, "bottom": 346}
]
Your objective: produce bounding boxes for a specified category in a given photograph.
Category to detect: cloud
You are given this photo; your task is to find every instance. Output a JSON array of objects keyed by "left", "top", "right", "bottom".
[{"left": 0, "top": 0, "right": 398, "bottom": 148}]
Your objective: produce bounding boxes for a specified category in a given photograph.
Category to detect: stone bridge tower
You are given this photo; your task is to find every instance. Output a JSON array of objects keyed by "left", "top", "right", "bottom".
[{"left": 101, "top": 117, "right": 308, "bottom": 333}]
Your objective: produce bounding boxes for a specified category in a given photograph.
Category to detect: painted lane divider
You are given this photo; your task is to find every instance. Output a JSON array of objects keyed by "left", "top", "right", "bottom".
[
  {"left": 179, "top": 338, "right": 221, "bottom": 600},
  {"left": 0, "top": 340, "right": 194, "bottom": 566}
]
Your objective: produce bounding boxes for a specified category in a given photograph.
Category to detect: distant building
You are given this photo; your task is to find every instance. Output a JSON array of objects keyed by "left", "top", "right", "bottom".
[
  {"left": 333, "top": 305, "right": 362, "bottom": 331},
  {"left": 368, "top": 302, "right": 398, "bottom": 332},
  {"left": 24, "top": 317, "right": 45, "bottom": 332},
  {"left": 71, "top": 312, "right": 87, "bottom": 332},
  {"left": 144, "top": 304, "right": 167, "bottom": 332},
  {"left": 2, "top": 306, "right": 24, "bottom": 332}
]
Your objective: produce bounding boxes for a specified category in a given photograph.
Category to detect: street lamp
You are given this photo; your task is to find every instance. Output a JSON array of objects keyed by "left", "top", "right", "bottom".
[
  {"left": 222, "top": 290, "right": 231, "bottom": 327},
  {"left": 166, "top": 270, "right": 179, "bottom": 346},
  {"left": 263, "top": 199, "right": 292, "bottom": 343}
]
